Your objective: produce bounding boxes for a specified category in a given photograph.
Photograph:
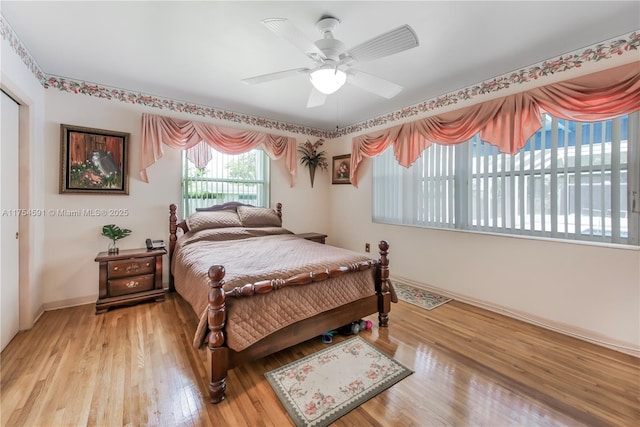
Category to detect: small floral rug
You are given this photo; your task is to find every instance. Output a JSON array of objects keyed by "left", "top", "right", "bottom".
[
  {"left": 393, "top": 281, "right": 452, "bottom": 310},
  {"left": 265, "top": 337, "right": 413, "bottom": 427}
]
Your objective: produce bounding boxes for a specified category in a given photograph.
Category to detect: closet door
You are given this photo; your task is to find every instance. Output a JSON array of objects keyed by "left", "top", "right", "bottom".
[{"left": 1, "top": 90, "right": 20, "bottom": 352}]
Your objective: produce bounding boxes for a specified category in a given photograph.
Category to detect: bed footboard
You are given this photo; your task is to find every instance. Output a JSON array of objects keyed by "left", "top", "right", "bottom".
[
  {"left": 225, "top": 260, "right": 377, "bottom": 298},
  {"left": 205, "top": 241, "right": 391, "bottom": 404}
]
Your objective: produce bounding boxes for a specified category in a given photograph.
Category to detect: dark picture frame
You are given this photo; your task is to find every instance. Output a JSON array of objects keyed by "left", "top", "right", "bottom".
[
  {"left": 331, "top": 154, "right": 351, "bottom": 184},
  {"left": 60, "top": 124, "right": 129, "bottom": 194}
]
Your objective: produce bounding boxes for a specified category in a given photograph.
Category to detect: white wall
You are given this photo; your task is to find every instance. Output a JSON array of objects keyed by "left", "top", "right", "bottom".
[
  {"left": 271, "top": 139, "right": 331, "bottom": 235},
  {"left": 42, "top": 90, "right": 329, "bottom": 307},
  {"left": 327, "top": 136, "right": 640, "bottom": 356},
  {"left": 1, "top": 34, "right": 46, "bottom": 329}
]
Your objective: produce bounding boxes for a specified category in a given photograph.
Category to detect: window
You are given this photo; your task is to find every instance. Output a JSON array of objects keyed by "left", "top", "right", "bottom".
[
  {"left": 182, "top": 149, "right": 269, "bottom": 216},
  {"left": 373, "top": 112, "right": 639, "bottom": 245}
]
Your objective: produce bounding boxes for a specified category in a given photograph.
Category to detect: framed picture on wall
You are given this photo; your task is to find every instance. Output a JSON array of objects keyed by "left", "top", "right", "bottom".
[
  {"left": 59, "top": 124, "right": 130, "bottom": 194},
  {"left": 332, "top": 154, "right": 351, "bottom": 184}
]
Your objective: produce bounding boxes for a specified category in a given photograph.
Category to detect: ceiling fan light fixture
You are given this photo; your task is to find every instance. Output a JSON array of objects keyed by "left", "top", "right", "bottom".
[{"left": 309, "top": 67, "right": 347, "bottom": 95}]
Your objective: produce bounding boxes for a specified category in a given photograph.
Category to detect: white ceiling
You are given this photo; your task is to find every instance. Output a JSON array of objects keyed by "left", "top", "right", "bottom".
[{"left": 2, "top": 1, "right": 639, "bottom": 131}]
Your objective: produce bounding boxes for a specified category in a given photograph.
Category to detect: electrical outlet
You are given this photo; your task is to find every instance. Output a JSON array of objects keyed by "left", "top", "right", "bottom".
[{"left": 365, "top": 243, "right": 370, "bottom": 252}]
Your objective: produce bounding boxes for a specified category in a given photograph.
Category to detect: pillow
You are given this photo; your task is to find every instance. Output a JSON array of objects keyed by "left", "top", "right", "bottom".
[
  {"left": 237, "top": 206, "right": 282, "bottom": 227},
  {"left": 186, "top": 210, "right": 242, "bottom": 232}
]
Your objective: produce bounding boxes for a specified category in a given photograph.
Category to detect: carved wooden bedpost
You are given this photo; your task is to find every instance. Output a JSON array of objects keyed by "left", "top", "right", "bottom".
[
  {"left": 377, "top": 240, "right": 391, "bottom": 327},
  {"left": 169, "top": 204, "right": 178, "bottom": 292},
  {"left": 208, "top": 265, "right": 228, "bottom": 403},
  {"left": 276, "top": 202, "right": 282, "bottom": 221}
]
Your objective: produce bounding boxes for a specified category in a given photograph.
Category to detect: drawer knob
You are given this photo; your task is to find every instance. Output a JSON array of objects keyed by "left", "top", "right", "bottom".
[
  {"left": 146, "top": 263, "right": 150, "bottom": 267},
  {"left": 113, "top": 266, "right": 118, "bottom": 271},
  {"left": 126, "top": 281, "right": 139, "bottom": 288}
]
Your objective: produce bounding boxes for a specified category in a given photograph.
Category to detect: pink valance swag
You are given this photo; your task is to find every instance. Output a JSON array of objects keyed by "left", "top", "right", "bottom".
[
  {"left": 140, "top": 113, "right": 297, "bottom": 184},
  {"left": 350, "top": 62, "right": 640, "bottom": 186}
]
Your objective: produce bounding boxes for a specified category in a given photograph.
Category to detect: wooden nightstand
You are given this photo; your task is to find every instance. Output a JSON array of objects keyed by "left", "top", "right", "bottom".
[
  {"left": 296, "top": 232, "right": 327, "bottom": 244},
  {"left": 95, "top": 248, "right": 166, "bottom": 314}
]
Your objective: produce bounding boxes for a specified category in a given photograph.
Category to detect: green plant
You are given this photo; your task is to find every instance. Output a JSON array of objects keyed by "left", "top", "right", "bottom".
[
  {"left": 298, "top": 139, "right": 328, "bottom": 171},
  {"left": 101, "top": 224, "right": 132, "bottom": 245}
]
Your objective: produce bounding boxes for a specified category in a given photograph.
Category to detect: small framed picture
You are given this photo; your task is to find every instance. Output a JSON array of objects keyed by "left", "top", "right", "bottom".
[
  {"left": 60, "top": 124, "right": 129, "bottom": 194},
  {"left": 332, "top": 154, "right": 351, "bottom": 184}
]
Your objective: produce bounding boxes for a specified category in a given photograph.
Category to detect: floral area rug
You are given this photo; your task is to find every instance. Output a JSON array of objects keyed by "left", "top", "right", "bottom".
[
  {"left": 393, "top": 281, "right": 452, "bottom": 310},
  {"left": 265, "top": 336, "right": 413, "bottom": 427}
]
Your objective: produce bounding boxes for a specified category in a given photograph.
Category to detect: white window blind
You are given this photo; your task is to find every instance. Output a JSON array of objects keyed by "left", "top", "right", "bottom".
[
  {"left": 182, "top": 149, "right": 269, "bottom": 216},
  {"left": 373, "top": 112, "right": 639, "bottom": 245},
  {"left": 373, "top": 144, "right": 457, "bottom": 228}
]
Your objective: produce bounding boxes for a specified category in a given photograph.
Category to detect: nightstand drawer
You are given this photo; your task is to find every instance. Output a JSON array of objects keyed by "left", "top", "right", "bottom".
[
  {"left": 109, "top": 274, "right": 154, "bottom": 297},
  {"left": 108, "top": 257, "right": 155, "bottom": 278}
]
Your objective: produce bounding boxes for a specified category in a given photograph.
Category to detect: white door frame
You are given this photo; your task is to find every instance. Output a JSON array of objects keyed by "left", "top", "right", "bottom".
[
  {"left": 1, "top": 90, "right": 20, "bottom": 350},
  {"left": 0, "top": 78, "right": 39, "bottom": 334}
]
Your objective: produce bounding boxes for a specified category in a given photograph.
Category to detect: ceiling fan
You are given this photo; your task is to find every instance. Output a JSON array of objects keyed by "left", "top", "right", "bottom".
[{"left": 241, "top": 16, "right": 419, "bottom": 108}]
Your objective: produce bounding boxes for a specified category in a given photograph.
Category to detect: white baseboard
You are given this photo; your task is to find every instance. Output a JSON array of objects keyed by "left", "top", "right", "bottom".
[
  {"left": 42, "top": 295, "right": 96, "bottom": 311},
  {"left": 391, "top": 275, "right": 640, "bottom": 358},
  {"left": 32, "top": 304, "right": 44, "bottom": 325},
  {"left": 41, "top": 287, "right": 170, "bottom": 313}
]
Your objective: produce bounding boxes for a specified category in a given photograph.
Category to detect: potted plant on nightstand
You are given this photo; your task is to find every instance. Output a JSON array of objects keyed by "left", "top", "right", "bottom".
[{"left": 101, "top": 224, "right": 132, "bottom": 254}]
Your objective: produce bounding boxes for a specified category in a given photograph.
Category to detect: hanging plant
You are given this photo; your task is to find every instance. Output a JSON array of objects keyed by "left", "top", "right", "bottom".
[{"left": 298, "top": 139, "right": 328, "bottom": 187}]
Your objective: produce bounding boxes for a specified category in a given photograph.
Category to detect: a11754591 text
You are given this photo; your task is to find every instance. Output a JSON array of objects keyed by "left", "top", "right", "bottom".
[{"left": 1, "top": 208, "right": 129, "bottom": 217}]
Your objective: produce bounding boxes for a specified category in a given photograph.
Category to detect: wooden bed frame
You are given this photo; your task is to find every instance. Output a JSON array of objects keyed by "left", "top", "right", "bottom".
[{"left": 168, "top": 202, "right": 391, "bottom": 403}]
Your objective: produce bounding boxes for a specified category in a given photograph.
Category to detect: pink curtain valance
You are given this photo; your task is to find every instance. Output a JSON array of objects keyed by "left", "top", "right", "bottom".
[
  {"left": 350, "top": 62, "right": 640, "bottom": 186},
  {"left": 140, "top": 113, "right": 297, "bottom": 185}
]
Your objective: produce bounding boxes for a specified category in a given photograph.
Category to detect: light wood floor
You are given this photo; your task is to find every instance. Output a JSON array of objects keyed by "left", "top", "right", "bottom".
[{"left": 1, "top": 293, "right": 638, "bottom": 426}]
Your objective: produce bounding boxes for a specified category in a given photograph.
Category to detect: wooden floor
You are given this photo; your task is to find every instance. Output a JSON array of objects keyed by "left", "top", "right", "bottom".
[{"left": 1, "top": 293, "right": 638, "bottom": 427}]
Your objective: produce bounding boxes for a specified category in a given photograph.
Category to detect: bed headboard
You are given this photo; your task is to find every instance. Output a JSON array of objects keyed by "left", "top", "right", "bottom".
[{"left": 195, "top": 201, "right": 255, "bottom": 213}]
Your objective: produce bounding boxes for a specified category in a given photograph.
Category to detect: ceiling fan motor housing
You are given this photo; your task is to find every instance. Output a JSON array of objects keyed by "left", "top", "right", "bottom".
[
  {"left": 315, "top": 17, "right": 344, "bottom": 61},
  {"left": 316, "top": 16, "right": 340, "bottom": 35},
  {"left": 315, "top": 39, "right": 345, "bottom": 62}
]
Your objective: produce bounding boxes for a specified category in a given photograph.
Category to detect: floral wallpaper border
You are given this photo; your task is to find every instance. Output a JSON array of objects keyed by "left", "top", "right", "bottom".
[
  {"left": 0, "top": 14, "right": 45, "bottom": 83},
  {"left": 1, "top": 14, "right": 637, "bottom": 139}
]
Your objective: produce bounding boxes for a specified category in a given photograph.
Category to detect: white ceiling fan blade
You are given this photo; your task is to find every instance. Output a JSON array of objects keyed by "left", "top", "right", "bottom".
[
  {"left": 342, "top": 25, "right": 418, "bottom": 63},
  {"left": 306, "top": 86, "right": 327, "bottom": 108},
  {"left": 262, "top": 18, "right": 326, "bottom": 61},
  {"left": 347, "top": 70, "right": 403, "bottom": 99},
  {"left": 241, "top": 68, "right": 310, "bottom": 85}
]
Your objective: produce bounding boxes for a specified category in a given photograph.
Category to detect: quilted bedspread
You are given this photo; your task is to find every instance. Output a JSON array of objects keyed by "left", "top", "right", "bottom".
[{"left": 171, "top": 227, "right": 379, "bottom": 352}]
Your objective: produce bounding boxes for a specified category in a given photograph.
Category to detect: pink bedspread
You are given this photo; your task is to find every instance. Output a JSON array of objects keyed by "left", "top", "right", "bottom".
[{"left": 171, "top": 228, "right": 379, "bottom": 351}]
